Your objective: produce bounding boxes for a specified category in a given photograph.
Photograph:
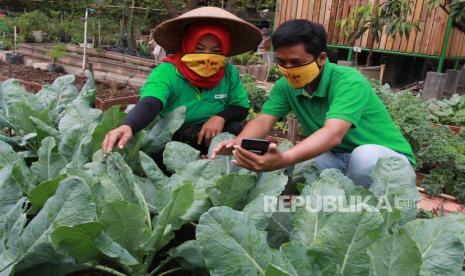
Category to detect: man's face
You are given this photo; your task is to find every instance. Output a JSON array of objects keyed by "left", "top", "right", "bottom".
[{"left": 275, "top": 42, "right": 326, "bottom": 68}]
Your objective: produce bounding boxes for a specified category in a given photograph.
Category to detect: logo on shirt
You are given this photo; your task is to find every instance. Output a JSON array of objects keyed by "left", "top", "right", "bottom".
[{"left": 214, "top": 93, "right": 228, "bottom": 100}]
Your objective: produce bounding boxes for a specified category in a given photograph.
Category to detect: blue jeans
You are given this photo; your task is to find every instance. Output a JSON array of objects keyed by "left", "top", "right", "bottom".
[{"left": 313, "top": 144, "right": 412, "bottom": 188}]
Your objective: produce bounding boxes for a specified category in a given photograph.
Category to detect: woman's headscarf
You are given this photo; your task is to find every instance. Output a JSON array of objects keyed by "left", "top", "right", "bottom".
[{"left": 164, "top": 22, "right": 231, "bottom": 90}]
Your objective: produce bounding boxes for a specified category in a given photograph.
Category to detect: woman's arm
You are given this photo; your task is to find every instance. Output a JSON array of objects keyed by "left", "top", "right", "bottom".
[
  {"left": 102, "top": 97, "right": 163, "bottom": 153},
  {"left": 121, "top": 97, "right": 163, "bottom": 133}
]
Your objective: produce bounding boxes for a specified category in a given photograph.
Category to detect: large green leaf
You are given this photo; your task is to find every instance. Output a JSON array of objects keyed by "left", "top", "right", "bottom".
[
  {"left": 271, "top": 241, "right": 315, "bottom": 276},
  {"left": 142, "top": 106, "right": 185, "bottom": 155},
  {"left": 29, "top": 116, "right": 61, "bottom": 142},
  {"left": 30, "top": 137, "right": 67, "bottom": 182},
  {"left": 206, "top": 174, "right": 256, "bottom": 209},
  {"left": 28, "top": 175, "right": 67, "bottom": 214},
  {"left": 36, "top": 75, "right": 79, "bottom": 115},
  {"left": 50, "top": 222, "right": 104, "bottom": 264},
  {"left": 290, "top": 181, "right": 345, "bottom": 247},
  {"left": 196, "top": 206, "right": 273, "bottom": 276},
  {"left": 95, "top": 232, "right": 139, "bottom": 267},
  {"left": 170, "top": 240, "right": 206, "bottom": 271},
  {"left": 404, "top": 216, "right": 465, "bottom": 275},
  {"left": 267, "top": 212, "right": 292, "bottom": 249},
  {"left": 367, "top": 232, "right": 421, "bottom": 276},
  {"left": 246, "top": 171, "right": 288, "bottom": 203},
  {"left": 369, "top": 157, "right": 420, "bottom": 225},
  {"left": 76, "top": 70, "right": 96, "bottom": 105},
  {"left": 99, "top": 201, "right": 151, "bottom": 257},
  {"left": 308, "top": 205, "right": 386, "bottom": 275},
  {"left": 0, "top": 166, "right": 23, "bottom": 236},
  {"left": 163, "top": 141, "right": 200, "bottom": 173},
  {"left": 104, "top": 152, "right": 150, "bottom": 224},
  {"left": 139, "top": 152, "right": 169, "bottom": 212},
  {"left": 0, "top": 198, "right": 28, "bottom": 276},
  {"left": 91, "top": 105, "right": 126, "bottom": 154},
  {"left": 0, "top": 141, "right": 19, "bottom": 169},
  {"left": 144, "top": 182, "right": 194, "bottom": 252},
  {"left": 58, "top": 99, "right": 102, "bottom": 133},
  {"left": 58, "top": 125, "right": 95, "bottom": 166},
  {"left": 13, "top": 177, "right": 96, "bottom": 272}
]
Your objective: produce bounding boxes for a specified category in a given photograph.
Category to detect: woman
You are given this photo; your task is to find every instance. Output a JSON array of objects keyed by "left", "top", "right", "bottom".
[{"left": 102, "top": 7, "right": 262, "bottom": 154}]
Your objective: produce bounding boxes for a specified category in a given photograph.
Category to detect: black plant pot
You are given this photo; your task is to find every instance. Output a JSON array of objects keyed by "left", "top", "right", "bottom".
[
  {"left": 5, "top": 53, "right": 24, "bottom": 65},
  {"left": 47, "top": 63, "right": 65, "bottom": 74}
]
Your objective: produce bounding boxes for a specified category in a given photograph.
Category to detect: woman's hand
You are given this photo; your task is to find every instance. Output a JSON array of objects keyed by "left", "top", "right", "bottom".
[
  {"left": 102, "top": 125, "right": 133, "bottom": 153},
  {"left": 197, "top": 115, "right": 225, "bottom": 146}
]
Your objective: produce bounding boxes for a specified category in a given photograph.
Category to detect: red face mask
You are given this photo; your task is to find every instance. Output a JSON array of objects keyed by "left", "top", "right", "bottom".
[{"left": 164, "top": 23, "right": 231, "bottom": 90}]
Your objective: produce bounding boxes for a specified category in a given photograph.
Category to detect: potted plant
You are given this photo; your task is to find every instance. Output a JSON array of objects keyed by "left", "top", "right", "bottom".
[
  {"left": 336, "top": 0, "right": 419, "bottom": 80},
  {"left": 5, "top": 26, "right": 24, "bottom": 65},
  {"left": 231, "top": 51, "right": 259, "bottom": 74},
  {"left": 47, "top": 43, "right": 68, "bottom": 73}
]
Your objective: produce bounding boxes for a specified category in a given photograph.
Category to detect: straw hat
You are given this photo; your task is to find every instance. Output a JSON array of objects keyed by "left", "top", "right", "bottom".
[{"left": 153, "top": 7, "right": 263, "bottom": 56}]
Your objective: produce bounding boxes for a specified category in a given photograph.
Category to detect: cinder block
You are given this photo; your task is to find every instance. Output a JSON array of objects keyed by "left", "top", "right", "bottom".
[
  {"left": 31, "top": 62, "right": 48, "bottom": 71},
  {"left": 458, "top": 67, "right": 465, "bottom": 89},
  {"left": 443, "top": 69, "right": 460, "bottom": 97},
  {"left": 422, "top": 71, "right": 445, "bottom": 99}
]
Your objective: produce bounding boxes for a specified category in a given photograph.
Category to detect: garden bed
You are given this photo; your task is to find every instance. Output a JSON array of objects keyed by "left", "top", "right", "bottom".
[{"left": 0, "top": 60, "right": 140, "bottom": 107}]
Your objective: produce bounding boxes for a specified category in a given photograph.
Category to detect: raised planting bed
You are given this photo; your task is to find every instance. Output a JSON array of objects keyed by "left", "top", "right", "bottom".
[
  {"left": 17, "top": 44, "right": 154, "bottom": 80},
  {"left": 0, "top": 60, "right": 140, "bottom": 110}
]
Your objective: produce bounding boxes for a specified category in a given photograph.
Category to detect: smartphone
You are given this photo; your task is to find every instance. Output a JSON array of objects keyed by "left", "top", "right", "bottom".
[{"left": 241, "top": 138, "right": 270, "bottom": 155}]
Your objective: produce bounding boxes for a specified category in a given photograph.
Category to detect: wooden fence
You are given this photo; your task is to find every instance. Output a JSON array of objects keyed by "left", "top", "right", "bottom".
[{"left": 275, "top": 0, "right": 465, "bottom": 58}]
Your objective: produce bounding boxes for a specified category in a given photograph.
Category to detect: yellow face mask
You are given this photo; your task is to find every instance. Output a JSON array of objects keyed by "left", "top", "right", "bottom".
[
  {"left": 181, "top": 53, "right": 227, "bottom": 77},
  {"left": 278, "top": 61, "right": 320, "bottom": 89}
]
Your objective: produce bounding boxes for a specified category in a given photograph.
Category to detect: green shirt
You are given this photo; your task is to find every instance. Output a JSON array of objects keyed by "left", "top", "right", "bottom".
[
  {"left": 140, "top": 62, "right": 249, "bottom": 126},
  {"left": 261, "top": 61, "right": 416, "bottom": 165}
]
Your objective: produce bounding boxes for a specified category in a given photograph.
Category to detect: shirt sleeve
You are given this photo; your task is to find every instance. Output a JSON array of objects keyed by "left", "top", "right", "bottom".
[
  {"left": 139, "top": 63, "right": 173, "bottom": 107},
  {"left": 260, "top": 78, "right": 291, "bottom": 119},
  {"left": 325, "top": 74, "right": 370, "bottom": 128},
  {"left": 226, "top": 65, "right": 250, "bottom": 109}
]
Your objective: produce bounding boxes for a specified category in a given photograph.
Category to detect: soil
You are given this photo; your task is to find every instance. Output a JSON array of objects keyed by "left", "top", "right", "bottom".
[{"left": 0, "top": 61, "right": 139, "bottom": 100}]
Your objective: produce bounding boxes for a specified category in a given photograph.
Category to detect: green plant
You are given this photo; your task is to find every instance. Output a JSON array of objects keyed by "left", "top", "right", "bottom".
[
  {"left": 242, "top": 74, "right": 267, "bottom": 112},
  {"left": 425, "top": 94, "right": 465, "bottom": 126},
  {"left": 10, "top": 10, "right": 50, "bottom": 42},
  {"left": 428, "top": 0, "right": 465, "bottom": 22},
  {"left": 2, "top": 74, "right": 465, "bottom": 275},
  {"left": 267, "top": 64, "right": 282, "bottom": 82},
  {"left": 336, "top": 0, "right": 419, "bottom": 66},
  {"left": 372, "top": 83, "right": 465, "bottom": 202},
  {"left": 48, "top": 43, "right": 68, "bottom": 65},
  {"left": 137, "top": 40, "right": 151, "bottom": 57},
  {"left": 231, "top": 51, "right": 260, "bottom": 66}
]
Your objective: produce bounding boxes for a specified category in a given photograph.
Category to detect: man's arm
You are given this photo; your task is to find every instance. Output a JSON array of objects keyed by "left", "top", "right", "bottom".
[
  {"left": 283, "top": 118, "right": 351, "bottom": 165},
  {"left": 231, "top": 118, "right": 352, "bottom": 171}
]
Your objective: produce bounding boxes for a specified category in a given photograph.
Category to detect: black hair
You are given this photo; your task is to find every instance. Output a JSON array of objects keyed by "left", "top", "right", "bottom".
[{"left": 272, "top": 19, "right": 327, "bottom": 57}]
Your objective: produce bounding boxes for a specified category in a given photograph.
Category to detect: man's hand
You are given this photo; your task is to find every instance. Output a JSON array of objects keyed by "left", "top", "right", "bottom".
[
  {"left": 102, "top": 125, "right": 133, "bottom": 153},
  {"left": 232, "top": 143, "right": 291, "bottom": 172},
  {"left": 210, "top": 138, "right": 238, "bottom": 158},
  {"left": 197, "top": 115, "right": 225, "bottom": 146}
]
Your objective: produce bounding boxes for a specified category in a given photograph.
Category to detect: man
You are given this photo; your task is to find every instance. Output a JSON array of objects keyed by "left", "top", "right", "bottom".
[{"left": 212, "top": 19, "right": 415, "bottom": 188}]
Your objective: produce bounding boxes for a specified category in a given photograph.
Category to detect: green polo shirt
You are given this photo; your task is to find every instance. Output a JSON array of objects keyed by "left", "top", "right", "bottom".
[
  {"left": 261, "top": 61, "right": 416, "bottom": 165},
  {"left": 140, "top": 62, "right": 249, "bottom": 126}
]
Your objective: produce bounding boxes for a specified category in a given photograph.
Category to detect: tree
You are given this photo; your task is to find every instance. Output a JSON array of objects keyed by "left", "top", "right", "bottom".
[{"left": 337, "top": 0, "right": 419, "bottom": 66}]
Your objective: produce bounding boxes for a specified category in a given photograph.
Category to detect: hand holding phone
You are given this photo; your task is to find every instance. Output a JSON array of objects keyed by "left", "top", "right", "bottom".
[{"left": 240, "top": 138, "right": 270, "bottom": 155}]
